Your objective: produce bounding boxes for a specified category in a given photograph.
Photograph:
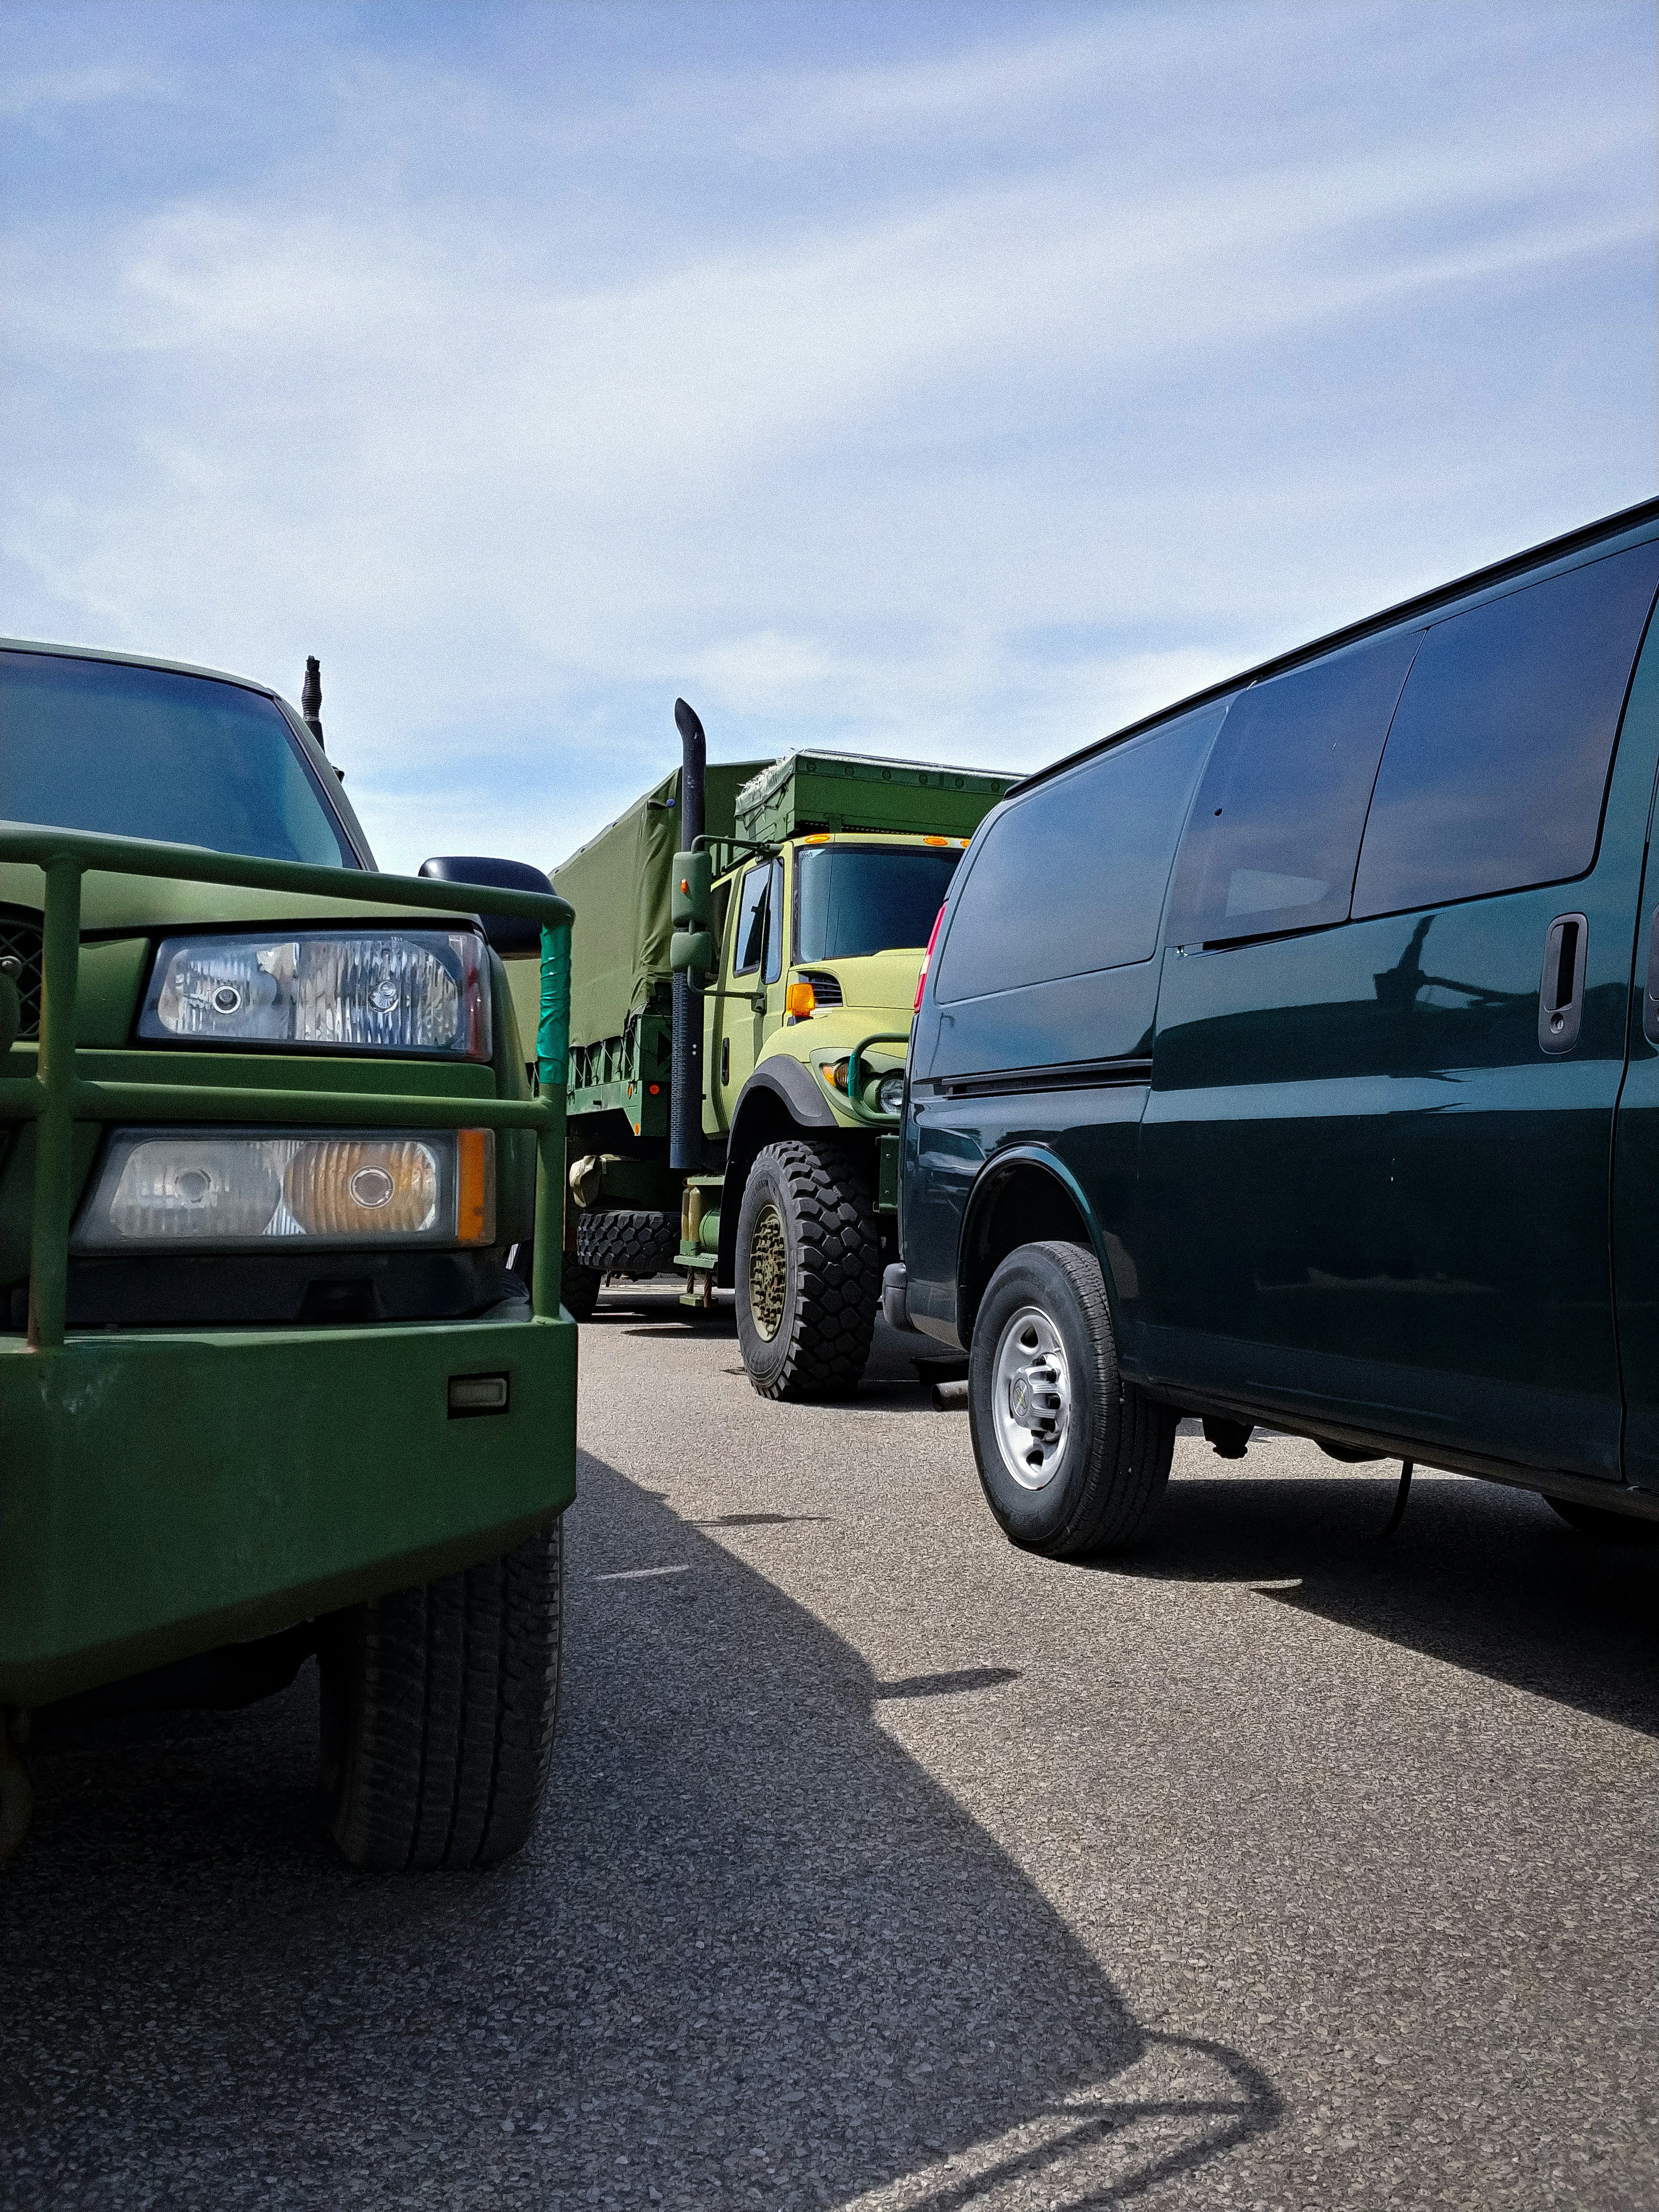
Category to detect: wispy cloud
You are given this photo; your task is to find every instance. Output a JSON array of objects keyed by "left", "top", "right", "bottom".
[{"left": 2, "top": 0, "right": 1653, "bottom": 873}]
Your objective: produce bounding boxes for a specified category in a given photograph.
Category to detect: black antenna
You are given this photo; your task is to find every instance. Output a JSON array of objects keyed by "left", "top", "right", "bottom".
[{"left": 302, "top": 656, "right": 325, "bottom": 749}]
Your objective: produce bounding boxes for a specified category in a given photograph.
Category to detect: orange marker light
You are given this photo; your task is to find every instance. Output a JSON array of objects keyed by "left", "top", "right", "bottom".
[
  {"left": 457, "top": 1129, "right": 494, "bottom": 1246},
  {"left": 785, "top": 981, "right": 816, "bottom": 1018},
  {"left": 923, "top": 835, "right": 950, "bottom": 846}
]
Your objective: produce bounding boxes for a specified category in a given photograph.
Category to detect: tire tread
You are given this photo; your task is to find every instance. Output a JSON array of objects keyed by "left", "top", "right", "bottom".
[
  {"left": 971, "top": 1240, "right": 1174, "bottom": 1558},
  {"left": 321, "top": 1520, "right": 563, "bottom": 1871},
  {"left": 575, "top": 1208, "right": 677, "bottom": 1278},
  {"left": 737, "top": 1140, "right": 881, "bottom": 1401}
]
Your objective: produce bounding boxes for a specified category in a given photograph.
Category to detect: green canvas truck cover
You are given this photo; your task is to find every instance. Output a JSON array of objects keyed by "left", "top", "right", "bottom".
[
  {"left": 554, "top": 762, "right": 766, "bottom": 1051},
  {"left": 734, "top": 752, "right": 1017, "bottom": 845}
]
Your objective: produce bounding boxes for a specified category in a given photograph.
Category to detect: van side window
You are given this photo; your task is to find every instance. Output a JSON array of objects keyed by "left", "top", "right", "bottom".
[
  {"left": 1352, "top": 542, "right": 1659, "bottom": 920},
  {"left": 1165, "top": 630, "right": 1421, "bottom": 948},
  {"left": 933, "top": 702, "right": 1225, "bottom": 1003},
  {"left": 732, "top": 862, "right": 772, "bottom": 977}
]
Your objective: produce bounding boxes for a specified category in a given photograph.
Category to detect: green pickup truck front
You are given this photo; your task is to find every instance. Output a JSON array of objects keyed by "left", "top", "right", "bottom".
[{"left": 0, "top": 822, "right": 578, "bottom": 1869}]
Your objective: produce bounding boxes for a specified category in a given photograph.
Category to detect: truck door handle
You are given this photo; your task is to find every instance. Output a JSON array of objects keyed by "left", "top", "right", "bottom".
[{"left": 1538, "top": 911, "right": 1587, "bottom": 1055}]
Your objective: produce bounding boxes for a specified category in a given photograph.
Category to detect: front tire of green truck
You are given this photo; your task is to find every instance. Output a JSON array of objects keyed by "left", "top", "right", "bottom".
[
  {"left": 735, "top": 1139, "right": 881, "bottom": 1400},
  {"left": 562, "top": 1259, "right": 603, "bottom": 1321},
  {"left": 317, "top": 1520, "right": 563, "bottom": 1871}
]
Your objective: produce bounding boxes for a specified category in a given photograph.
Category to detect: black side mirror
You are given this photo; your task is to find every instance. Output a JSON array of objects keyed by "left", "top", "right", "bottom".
[{"left": 419, "top": 855, "right": 554, "bottom": 958}]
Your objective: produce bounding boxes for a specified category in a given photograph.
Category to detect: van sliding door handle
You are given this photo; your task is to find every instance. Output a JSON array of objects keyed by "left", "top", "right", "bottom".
[
  {"left": 1644, "top": 907, "right": 1659, "bottom": 1049},
  {"left": 1538, "top": 912, "right": 1587, "bottom": 1055}
]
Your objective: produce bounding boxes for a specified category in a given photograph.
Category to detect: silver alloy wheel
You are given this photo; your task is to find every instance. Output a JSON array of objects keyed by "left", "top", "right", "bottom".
[{"left": 990, "top": 1303, "right": 1072, "bottom": 1489}]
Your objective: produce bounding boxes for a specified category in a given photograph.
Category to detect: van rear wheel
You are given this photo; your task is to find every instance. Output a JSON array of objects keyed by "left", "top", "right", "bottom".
[
  {"left": 317, "top": 1520, "right": 563, "bottom": 1870},
  {"left": 969, "top": 1241, "right": 1173, "bottom": 1557},
  {"left": 735, "top": 1139, "right": 880, "bottom": 1399}
]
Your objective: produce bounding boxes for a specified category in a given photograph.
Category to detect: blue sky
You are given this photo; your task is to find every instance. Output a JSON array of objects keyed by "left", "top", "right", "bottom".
[{"left": 3, "top": 0, "right": 1655, "bottom": 874}]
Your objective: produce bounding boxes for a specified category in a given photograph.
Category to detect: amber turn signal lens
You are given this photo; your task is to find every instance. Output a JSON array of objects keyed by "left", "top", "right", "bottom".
[
  {"left": 285, "top": 1138, "right": 439, "bottom": 1235},
  {"left": 785, "top": 981, "right": 816, "bottom": 1018},
  {"left": 457, "top": 1128, "right": 492, "bottom": 1245}
]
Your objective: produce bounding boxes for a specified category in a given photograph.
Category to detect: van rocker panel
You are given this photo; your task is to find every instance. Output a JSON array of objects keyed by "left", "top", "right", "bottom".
[{"left": 0, "top": 1310, "right": 577, "bottom": 1705}]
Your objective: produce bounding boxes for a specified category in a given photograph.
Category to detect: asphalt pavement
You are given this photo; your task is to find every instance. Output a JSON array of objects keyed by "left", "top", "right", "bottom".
[{"left": 3, "top": 1283, "right": 1656, "bottom": 2211}]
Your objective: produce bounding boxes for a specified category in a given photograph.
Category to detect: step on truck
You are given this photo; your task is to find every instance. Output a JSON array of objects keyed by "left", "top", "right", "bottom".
[
  {"left": 1, "top": 642, "right": 578, "bottom": 1871},
  {"left": 509, "top": 703, "right": 1013, "bottom": 1398}
]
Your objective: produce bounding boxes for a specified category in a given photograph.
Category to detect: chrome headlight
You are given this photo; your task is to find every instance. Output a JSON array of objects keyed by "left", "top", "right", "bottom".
[
  {"left": 877, "top": 1074, "right": 906, "bottom": 1115},
  {"left": 70, "top": 1127, "right": 495, "bottom": 1251},
  {"left": 139, "top": 931, "right": 491, "bottom": 1058}
]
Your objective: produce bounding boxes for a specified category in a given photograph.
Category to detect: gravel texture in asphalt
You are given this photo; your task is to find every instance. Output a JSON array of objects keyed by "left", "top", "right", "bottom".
[{"left": 2, "top": 1283, "right": 1656, "bottom": 2210}]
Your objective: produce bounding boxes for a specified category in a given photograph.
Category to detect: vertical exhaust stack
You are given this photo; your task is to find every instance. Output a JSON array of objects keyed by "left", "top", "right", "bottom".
[
  {"left": 669, "top": 697, "right": 707, "bottom": 1173},
  {"left": 301, "top": 656, "right": 325, "bottom": 748}
]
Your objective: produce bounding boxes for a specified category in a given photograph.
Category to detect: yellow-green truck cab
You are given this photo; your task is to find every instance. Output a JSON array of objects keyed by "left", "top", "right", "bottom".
[
  {"left": 514, "top": 711, "right": 1014, "bottom": 1399},
  {"left": 0, "top": 641, "right": 577, "bottom": 1870}
]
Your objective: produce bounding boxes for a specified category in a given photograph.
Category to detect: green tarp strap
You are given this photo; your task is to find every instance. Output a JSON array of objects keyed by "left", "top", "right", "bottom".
[{"left": 537, "top": 921, "right": 571, "bottom": 1092}]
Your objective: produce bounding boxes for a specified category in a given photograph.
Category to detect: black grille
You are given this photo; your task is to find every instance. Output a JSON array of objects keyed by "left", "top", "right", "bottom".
[
  {"left": 801, "top": 969, "right": 843, "bottom": 1006},
  {"left": 0, "top": 908, "right": 43, "bottom": 1040}
]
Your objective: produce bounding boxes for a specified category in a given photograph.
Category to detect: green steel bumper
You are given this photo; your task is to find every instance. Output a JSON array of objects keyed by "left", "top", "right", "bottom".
[
  {"left": 0, "top": 820, "right": 583, "bottom": 1713},
  {"left": 0, "top": 1310, "right": 576, "bottom": 1706}
]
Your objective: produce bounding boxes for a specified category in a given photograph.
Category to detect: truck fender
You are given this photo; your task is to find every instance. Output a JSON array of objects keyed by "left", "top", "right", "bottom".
[{"left": 714, "top": 1061, "right": 840, "bottom": 1286}]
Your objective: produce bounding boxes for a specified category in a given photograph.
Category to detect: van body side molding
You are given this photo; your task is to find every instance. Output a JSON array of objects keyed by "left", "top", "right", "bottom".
[{"left": 930, "top": 1055, "right": 1153, "bottom": 1101}]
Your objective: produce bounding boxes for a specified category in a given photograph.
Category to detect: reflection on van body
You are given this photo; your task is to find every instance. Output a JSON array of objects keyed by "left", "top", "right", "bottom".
[{"left": 895, "top": 499, "right": 1659, "bottom": 1552}]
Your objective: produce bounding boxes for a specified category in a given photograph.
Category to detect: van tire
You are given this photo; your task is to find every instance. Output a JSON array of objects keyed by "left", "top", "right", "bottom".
[
  {"left": 969, "top": 1240, "right": 1173, "bottom": 1557},
  {"left": 317, "top": 1519, "right": 563, "bottom": 1870},
  {"left": 575, "top": 1207, "right": 677, "bottom": 1279},
  {"left": 735, "top": 1139, "right": 880, "bottom": 1400}
]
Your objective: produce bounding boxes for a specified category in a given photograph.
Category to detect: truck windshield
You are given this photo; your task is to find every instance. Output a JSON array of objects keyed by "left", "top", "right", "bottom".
[
  {"left": 795, "top": 843, "right": 961, "bottom": 962},
  {"left": 0, "top": 651, "right": 357, "bottom": 868}
]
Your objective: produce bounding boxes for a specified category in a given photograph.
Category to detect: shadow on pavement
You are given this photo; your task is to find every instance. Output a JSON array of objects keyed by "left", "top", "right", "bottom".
[
  {"left": 0, "top": 1456, "right": 1277, "bottom": 2211},
  {"left": 1104, "top": 1468, "right": 1659, "bottom": 1738}
]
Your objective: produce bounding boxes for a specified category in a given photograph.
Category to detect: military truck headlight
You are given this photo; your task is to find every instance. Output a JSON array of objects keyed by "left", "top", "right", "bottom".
[
  {"left": 877, "top": 1074, "right": 906, "bottom": 1115},
  {"left": 71, "top": 1128, "right": 495, "bottom": 1250},
  {"left": 139, "top": 930, "right": 491, "bottom": 1058}
]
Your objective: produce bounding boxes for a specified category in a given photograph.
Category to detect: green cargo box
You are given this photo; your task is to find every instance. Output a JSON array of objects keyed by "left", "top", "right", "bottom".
[{"left": 734, "top": 752, "right": 1016, "bottom": 845}]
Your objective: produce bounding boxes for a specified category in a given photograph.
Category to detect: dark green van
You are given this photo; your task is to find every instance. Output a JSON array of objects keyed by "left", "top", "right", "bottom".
[{"left": 888, "top": 499, "right": 1659, "bottom": 1554}]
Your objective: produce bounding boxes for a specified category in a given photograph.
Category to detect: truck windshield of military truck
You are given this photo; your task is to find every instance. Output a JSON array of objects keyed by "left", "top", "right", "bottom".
[
  {"left": 795, "top": 843, "right": 962, "bottom": 962},
  {"left": 0, "top": 650, "right": 356, "bottom": 868}
]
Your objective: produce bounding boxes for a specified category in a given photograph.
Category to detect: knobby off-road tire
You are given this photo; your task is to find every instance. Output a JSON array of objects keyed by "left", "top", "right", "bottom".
[
  {"left": 575, "top": 1207, "right": 678, "bottom": 1279},
  {"left": 318, "top": 1520, "right": 563, "bottom": 1870},
  {"left": 969, "top": 1240, "right": 1174, "bottom": 1558},
  {"left": 735, "top": 1139, "right": 881, "bottom": 1400}
]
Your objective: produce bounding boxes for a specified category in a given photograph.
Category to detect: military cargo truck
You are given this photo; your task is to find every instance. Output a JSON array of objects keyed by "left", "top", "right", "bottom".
[{"left": 509, "top": 704, "right": 1013, "bottom": 1398}]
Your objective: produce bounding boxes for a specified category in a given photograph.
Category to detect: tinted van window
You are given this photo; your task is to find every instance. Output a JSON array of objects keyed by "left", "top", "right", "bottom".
[
  {"left": 1165, "top": 629, "right": 1421, "bottom": 947},
  {"left": 1352, "top": 541, "right": 1659, "bottom": 920},
  {"left": 933, "top": 702, "right": 1224, "bottom": 1003}
]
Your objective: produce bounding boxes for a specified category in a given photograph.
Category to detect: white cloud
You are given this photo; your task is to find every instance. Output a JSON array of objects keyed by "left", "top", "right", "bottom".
[{"left": 2, "top": 1, "right": 1654, "bottom": 874}]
